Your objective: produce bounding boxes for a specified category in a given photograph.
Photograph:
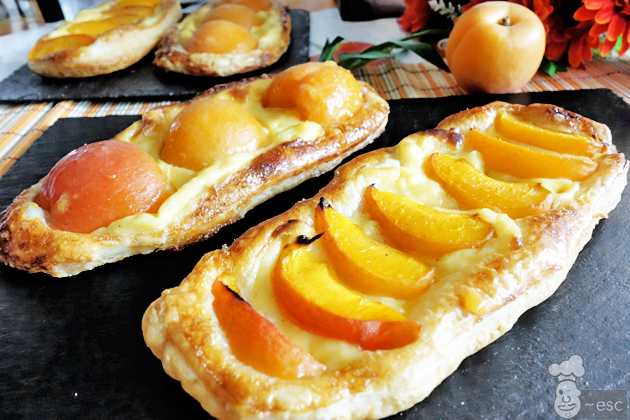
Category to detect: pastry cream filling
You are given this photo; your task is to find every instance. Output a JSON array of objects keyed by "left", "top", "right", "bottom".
[{"left": 237, "top": 127, "right": 600, "bottom": 368}]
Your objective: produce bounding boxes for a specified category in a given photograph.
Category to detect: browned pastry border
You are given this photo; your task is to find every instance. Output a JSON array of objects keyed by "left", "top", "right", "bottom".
[
  {"left": 0, "top": 76, "right": 389, "bottom": 276},
  {"left": 142, "top": 102, "right": 628, "bottom": 419}
]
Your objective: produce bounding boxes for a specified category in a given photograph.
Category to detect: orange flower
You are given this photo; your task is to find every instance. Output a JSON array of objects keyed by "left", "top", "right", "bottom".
[
  {"left": 398, "top": 0, "right": 433, "bottom": 33},
  {"left": 574, "top": 0, "right": 630, "bottom": 55}
]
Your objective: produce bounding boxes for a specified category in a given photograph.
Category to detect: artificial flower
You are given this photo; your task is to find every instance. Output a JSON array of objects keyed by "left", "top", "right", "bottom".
[{"left": 398, "top": 0, "right": 433, "bottom": 33}]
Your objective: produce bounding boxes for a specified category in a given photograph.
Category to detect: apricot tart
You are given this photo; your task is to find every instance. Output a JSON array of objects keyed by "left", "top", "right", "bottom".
[
  {"left": 28, "top": 0, "right": 182, "bottom": 78},
  {"left": 0, "top": 62, "right": 388, "bottom": 277},
  {"left": 142, "top": 102, "right": 627, "bottom": 419},
  {"left": 154, "top": 0, "right": 290, "bottom": 76}
]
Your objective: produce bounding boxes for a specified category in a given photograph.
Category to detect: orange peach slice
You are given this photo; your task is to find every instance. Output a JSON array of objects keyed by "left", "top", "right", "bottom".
[
  {"left": 29, "top": 35, "right": 96, "bottom": 61},
  {"left": 67, "top": 20, "right": 119, "bottom": 36},
  {"left": 272, "top": 237, "right": 421, "bottom": 350},
  {"left": 212, "top": 280, "right": 325, "bottom": 379},
  {"left": 468, "top": 129, "right": 598, "bottom": 181},
  {"left": 427, "top": 153, "right": 553, "bottom": 219},
  {"left": 114, "top": 0, "right": 161, "bottom": 7},
  {"left": 187, "top": 20, "right": 258, "bottom": 54},
  {"left": 363, "top": 186, "right": 494, "bottom": 258},
  {"left": 314, "top": 198, "right": 435, "bottom": 299},
  {"left": 101, "top": 14, "right": 143, "bottom": 25},
  {"left": 495, "top": 112, "right": 607, "bottom": 157}
]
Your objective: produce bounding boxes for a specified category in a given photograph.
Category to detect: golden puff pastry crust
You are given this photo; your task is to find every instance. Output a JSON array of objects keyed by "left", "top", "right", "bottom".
[
  {"left": 154, "top": 0, "right": 291, "bottom": 76},
  {"left": 27, "top": 0, "right": 182, "bottom": 78},
  {"left": 0, "top": 75, "right": 389, "bottom": 277},
  {"left": 142, "top": 102, "right": 627, "bottom": 420}
]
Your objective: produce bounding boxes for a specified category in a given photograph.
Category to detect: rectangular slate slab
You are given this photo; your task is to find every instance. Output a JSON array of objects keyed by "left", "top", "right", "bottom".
[
  {"left": 0, "top": 89, "right": 628, "bottom": 419},
  {"left": 0, "top": 9, "right": 309, "bottom": 102}
]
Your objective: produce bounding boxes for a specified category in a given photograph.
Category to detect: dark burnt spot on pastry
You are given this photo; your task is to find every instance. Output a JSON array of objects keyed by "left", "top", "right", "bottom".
[
  {"left": 318, "top": 197, "right": 331, "bottom": 210},
  {"left": 426, "top": 129, "right": 464, "bottom": 151},
  {"left": 271, "top": 219, "right": 299, "bottom": 238},
  {"left": 296, "top": 233, "right": 323, "bottom": 245}
]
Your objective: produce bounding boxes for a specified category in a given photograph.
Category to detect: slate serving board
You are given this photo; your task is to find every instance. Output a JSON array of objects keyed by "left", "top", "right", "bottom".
[
  {"left": 0, "top": 89, "right": 628, "bottom": 419},
  {"left": 0, "top": 9, "right": 310, "bottom": 103}
]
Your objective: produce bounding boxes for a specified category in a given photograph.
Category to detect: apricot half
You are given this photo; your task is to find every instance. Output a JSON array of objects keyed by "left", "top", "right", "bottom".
[
  {"left": 494, "top": 112, "right": 607, "bottom": 157},
  {"left": 203, "top": 4, "right": 262, "bottom": 30},
  {"left": 114, "top": 0, "right": 161, "bottom": 7},
  {"left": 364, "top": 186, "right": 494, "bottom": 258},
  {"left": 263, "top": 62, "right": 364, "bottom": 124},
  {"left": 211, "top": 280, "right": 325, "bottom": 379},
  {"left": 468, "top": 129, "right": 598, "bottom": 181},
  {"left": 272, "top": 239, "right": 421, "bottom": 350},
  {"left": 427, "top": 153, "right": 553, "bottom": 219},
  {"left": 314, "top": 198, "right": 435, "bottom": 299},
  {"left": 28, "top": 35, "right": 96, "bottom": 61},
  {"left": 161, "top": 98, "right": 266, "bottom": 171},
  {"left": 262, "top": 62, "right": 325, "bottom": 108},
  {"left": 37, "top": 140, "right": 173, "bottom": 234},
  {"left": 187, "top": 20, "right": 258, "bottom": 54},
  {"left": 220, "top": 0, "right": 271, "bottom": 12}
]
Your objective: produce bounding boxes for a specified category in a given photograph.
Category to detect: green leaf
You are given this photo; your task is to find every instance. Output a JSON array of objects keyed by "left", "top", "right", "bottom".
[
  {"left": 319, "top": 36, "right": 344, "bottom": 62},
  {"left": 319, "top": 29, "right": 451, "bottom": 72},
  {"left": 540, "top": 57, "right": 567, "bottom": 76}
]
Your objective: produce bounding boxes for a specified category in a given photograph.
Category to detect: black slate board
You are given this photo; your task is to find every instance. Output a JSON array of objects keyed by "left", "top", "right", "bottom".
[
  {"left": 1, "top": 89, "right": 629, "bottom": 419},
  {"left": 0, "top": 9, "right": 310, "bottom": 103}
]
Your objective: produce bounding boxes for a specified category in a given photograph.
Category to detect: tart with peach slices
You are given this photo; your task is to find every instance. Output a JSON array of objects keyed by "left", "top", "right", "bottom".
[
  {"left": 28, "top": 0, "right": 182, "bottom": 78},
  {"left": 142, "top": 102, "right": 627, "bottom": 420},
  {"left": 0, "top": 62, "right": 388, "bottom": 277},
  {"left": 154, "top": 0, "right": 290, "bottom": 76}
]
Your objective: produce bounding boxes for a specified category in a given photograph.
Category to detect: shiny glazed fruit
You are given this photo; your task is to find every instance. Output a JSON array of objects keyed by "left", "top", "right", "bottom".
[
  {"left": 211, "top": 280, "right": 325, "bottom": 379},
  {"left": 494, "top": 112, "right": 607, "bottom": 157},
  {"left": 67, "top": 20, "right": 119, "bottom": 36},
  {"left": 219, "top": 0, "right": 271, "bottom": 12},
  {"left": 363, "top": 186, "right": 494, "bottom": 258},
  {"left": 295, "top": 64, "right": 364, "bottom": 124},
  {"left": 427, "top": 153, "right": 553, "bottom": 219},
  {"left": 314, "top": 198, "right": 435, "bottom": 299},
  {"left": 203, "top": 4, "right": 262, "bottom": 30},
  {"left": 445, "top": 2, "right": 545, "bottom": 93},
  {"left": 468, "top": 129, "right": 598, "bottom": 181},
  {"left": 161, "top": 98, "right": 266, "bottom": 171},
  {"left": 101, "top": 14, "right": 143, "bottom": 25},
  {"left": 29, "top": 35, "right": 96, "bottom": 60},
  {"left": 272, "top": 239, "right": 421, "bottom": 350},
  {"left": 187, "top": 20, "right": 258, "bottom": 54},
  {"left": 262, "top": 62, "right": 326, "bottom": 108},
  {"left": 37, "top": 140, "right": 173, "bottom": 233}
]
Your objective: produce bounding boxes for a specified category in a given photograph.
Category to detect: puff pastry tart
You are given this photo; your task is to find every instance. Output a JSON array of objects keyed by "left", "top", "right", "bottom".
[
  {"left": 27, "top": 0, "right": 182, "bottom": 78},
  {"left": 0, "top": 62, "right": 388, "bottom": 277},
  {"left": 154, "top": 0, "right": 290, "bottom": 76},
  {"left": 142, "top": 102, "right": 627, "bottom": 419}
]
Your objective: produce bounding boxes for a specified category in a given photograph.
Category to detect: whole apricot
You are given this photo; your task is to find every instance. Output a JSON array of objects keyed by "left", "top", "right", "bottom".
[
  {"left": 37, "top": 140, "right": 173, "bottom": 233},
  {"left": 445, "top": 2, "right": 545, "bottom": 94}
]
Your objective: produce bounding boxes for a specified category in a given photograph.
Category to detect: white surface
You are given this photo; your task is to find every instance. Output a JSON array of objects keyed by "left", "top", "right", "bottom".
[
  {"left": 0, "top": 22, "right": 59, "bottom": 82},
  {"left": 0, "top": 7, "right": 422, "bottom": 84}
]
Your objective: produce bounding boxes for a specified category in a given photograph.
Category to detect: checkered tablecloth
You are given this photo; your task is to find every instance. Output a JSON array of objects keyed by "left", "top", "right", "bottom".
[{"left": 1, "top": 55, "right": 630, "bottom": 178}]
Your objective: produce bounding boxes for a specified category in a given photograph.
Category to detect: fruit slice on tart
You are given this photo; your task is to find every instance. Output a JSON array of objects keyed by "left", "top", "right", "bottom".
[
  {"left": 363, "top": 185, "right": 495, "bottom": 258},
  {"left": 314, "top": 198, "right": 435, "bottom": 299},
  {"left": 272, "top": 238, "right": 421, "bottom": 351},
  {"left": 468, "top": 129, "right": 598, "bottom": 181},
  {"left": 494, "top": 111, "right": 607, "bottom": 157},
  {"left": 211, "top": 280, "right": 325, "bottom": 379},
  {"left": 427, "top": 153, "right": 553, "bottom": 219},
  {"left": 28, "top": 35, "right": 96, "bottom": 61}
]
